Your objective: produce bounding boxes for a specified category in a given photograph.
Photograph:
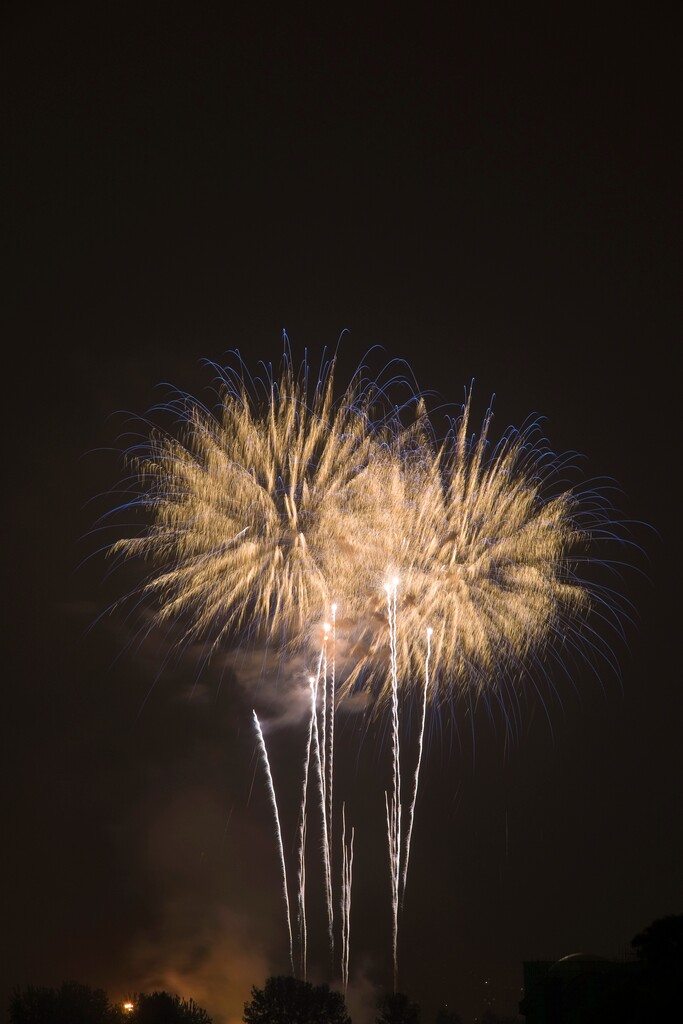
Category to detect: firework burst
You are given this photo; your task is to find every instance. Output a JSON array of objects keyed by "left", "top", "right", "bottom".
[
  {"left": 100, "top": 344, "right": 637, "bottom": 992},
  {"left": 340, "top": 390, "right": 627, "bottom": 711},
  {"left": 107, "top": 349, "right": 408, "bottom": 659},
  {"left": 105, "top": 350, "right": 622, "bottom": 717}
]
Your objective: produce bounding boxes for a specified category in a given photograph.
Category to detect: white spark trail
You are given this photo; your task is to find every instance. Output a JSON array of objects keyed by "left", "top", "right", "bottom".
[
  {"left": 327, "top": 604, "right": 336, "bottom": 908},
  {"left": 320, "top": 636, "right": 328, "bottom": 797},
  {"left": 297, "top": 668, "right": 320, "bottom": 981},
  {"left": 384, "top": 578, "right": 401, "bottom": 992},
  {"left": 401, "top": 626, "right": 432, "bottom": 906},
  {"left": 252, "top": 710, "right": 293, "bottom": 975},
  {"left": 341, "top": 802, "right": 354, "bottom": 994},
  {"left": 311, "top": 661, "right": 334, "bottom": 959}
]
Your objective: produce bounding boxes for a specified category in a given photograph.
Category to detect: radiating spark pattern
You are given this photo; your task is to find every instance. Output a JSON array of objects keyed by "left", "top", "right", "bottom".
[
  {"left": 342, "top": 392, "right": 615, "bottom": 708},
  {"left": 109, "top": 351, "right": 401, "bottom": 657},
  {"left": 107, "top": 351, "right": 622, "bottom": 714}
]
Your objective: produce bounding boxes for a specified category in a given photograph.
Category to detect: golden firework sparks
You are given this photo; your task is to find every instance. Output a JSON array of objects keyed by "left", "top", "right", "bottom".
[
  {"left": 107, "top": 350, "right": 628, "bottom": 713},
  {"left": 110, "top": 350, "right": 403, "bottom": 656}
]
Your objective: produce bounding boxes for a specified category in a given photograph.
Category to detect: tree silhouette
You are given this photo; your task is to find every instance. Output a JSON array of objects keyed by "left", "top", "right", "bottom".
[
  {"left": 242, "top": 976, "right": 351, "bottom": 1024},
  {"left": 132, "top": 991, "right": 212, "bottom": 1024},
  {"left": 9, "top": 982, "right": 124, "bottom": 1024},
  {"left": 375, "top": 991, "right": 420, "bottom": 1024},
  {"left": 631, "top": 914, "right": 683, "bottom": 974},
  {"left": 630, "top": 914, "right": 683, "bottom": 1018}
]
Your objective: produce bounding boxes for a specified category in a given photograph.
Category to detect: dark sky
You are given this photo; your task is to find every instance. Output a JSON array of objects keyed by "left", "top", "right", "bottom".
[{"left": 3, "top": 4, "right": 681, "bottom": 1023}]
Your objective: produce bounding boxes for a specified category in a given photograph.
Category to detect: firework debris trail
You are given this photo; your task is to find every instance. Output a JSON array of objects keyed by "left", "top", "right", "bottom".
[
  {"left": 320, "top": 623, "right": 335, "bottom": 952},
  {"left": 384, "top": 578, "right": 402, "bottom": 993},
  {"left": 297, "top": 660, "right": 322, "bottom": 981},
  {"left": 327, "top": 605, "right": 336, "bottom": 927},
  {"left": 252, "top": 710, "right": 294, "bottom": 975},
  {"left": 311, "top": 654, "right": 335, "bottom": 962},
  {"left": 341, "top": 802, "right": 354, "bottom": 994},
  {"left": 401, "top": 626, "right": 432, "bottom": 907}
]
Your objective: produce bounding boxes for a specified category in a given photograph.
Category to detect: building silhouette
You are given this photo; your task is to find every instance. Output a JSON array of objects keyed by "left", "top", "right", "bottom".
[{"left": 519, "top": 953, "right": 637, "bottom": 1023}]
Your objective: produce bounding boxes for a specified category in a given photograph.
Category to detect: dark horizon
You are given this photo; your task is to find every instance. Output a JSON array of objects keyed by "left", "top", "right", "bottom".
[{"left": 3, "top": 4, "right": 681, "bottom": 1023}]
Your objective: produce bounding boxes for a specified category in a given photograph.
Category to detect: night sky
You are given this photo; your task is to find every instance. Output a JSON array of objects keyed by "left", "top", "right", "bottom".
[{"left": 3, "top": 4, "right": 681, "bottom": 1023}]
